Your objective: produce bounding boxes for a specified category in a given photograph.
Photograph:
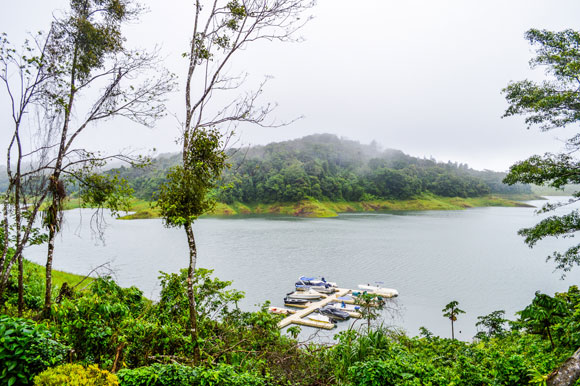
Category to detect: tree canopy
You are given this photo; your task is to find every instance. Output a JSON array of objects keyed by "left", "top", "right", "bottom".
[
  {"left": 503, "top": 29, "right": 580, "bottom": 273},
  {"left": 110, "top": 134, "right": 531, "bottom": 204}
]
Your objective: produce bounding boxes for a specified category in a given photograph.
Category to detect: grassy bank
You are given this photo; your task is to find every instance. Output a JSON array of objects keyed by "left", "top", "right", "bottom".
[
  {"left": 115, "top": 193, "right": 534, "bottom": 219},
  {"left": 21, "top": 259, "right": 94, "bottom": 290}
]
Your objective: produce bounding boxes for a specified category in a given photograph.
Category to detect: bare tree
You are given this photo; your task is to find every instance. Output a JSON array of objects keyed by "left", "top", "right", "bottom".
[
  {"left": 156, "top": 0, "right": 314, "bottom": 363},
  {"left": 0, "top": 0, "right": 174, "bottom": 316}
]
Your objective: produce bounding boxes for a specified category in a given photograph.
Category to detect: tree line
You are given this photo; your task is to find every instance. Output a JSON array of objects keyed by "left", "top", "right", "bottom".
[{"left": 110, "top": 133, "right": 531, "bottom": 204}]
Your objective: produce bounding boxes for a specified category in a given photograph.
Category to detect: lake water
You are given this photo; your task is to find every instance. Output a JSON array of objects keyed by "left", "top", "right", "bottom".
[{"left": 25, "top": 197, "right": 580, "bottom": 341}]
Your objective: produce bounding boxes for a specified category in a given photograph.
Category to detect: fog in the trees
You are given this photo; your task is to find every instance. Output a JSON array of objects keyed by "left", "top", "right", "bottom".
[{"left": 2, "top": 0, "right": 580, "bottom": 171}]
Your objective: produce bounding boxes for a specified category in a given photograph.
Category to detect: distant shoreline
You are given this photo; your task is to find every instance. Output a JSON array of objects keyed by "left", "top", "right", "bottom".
[{"left": 108, "top": 193, "right": 538, "bottom": 220}]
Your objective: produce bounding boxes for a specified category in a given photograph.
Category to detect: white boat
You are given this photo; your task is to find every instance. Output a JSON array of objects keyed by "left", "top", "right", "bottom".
[
  {"left": 328, "top": 302, "right": 361, "bottom": 312},
  {"left": 357, "top": 284, "right": 399, "bottom": 298},
  {"left": 295, "top": 284, "right": 335, "bottom": 294},
  {"left": 286, "top": 289, "right": 324, "bottom": 300},
  {"left": 307, "top": 312, "right": 334, "bottom": 324},
  {"left": 297, "top": 276, "right": 337, "bottom": 288}
]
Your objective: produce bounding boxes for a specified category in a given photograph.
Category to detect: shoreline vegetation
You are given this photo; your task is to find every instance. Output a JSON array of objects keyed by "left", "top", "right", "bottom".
[{"left": 64, "top": 193, "right": 538, "bottom": 220}]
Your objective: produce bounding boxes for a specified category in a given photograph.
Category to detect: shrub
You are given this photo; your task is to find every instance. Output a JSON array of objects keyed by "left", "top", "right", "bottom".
[
  {"left": 33, "top": 364, "right": 118, "bottom": 386},
  {"left": 117, "top": 363, "right": 265, "bottom": 386},
  {"left": 0, "top": 316, "right": 68, "bottom": 386},
  {"left": 51, "top": 277, "right": 146, "bottom": 366}
]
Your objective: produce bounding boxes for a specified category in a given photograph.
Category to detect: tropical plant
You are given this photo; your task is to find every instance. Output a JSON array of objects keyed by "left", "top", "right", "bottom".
[
  {"left": 33, "top": 364, "right": 118, "bottom": 386},
  {"left": 442, "top": 300, "right": 465, "bottom": 340},
  {"left": 517, "top": 291, "right": 568, "bottom": 350},
  {"left": 475, "top": 310, "right": 508, "bottom": 340},
  {"left": 0, "top": 315, "right": 68, "bottom": 386}
]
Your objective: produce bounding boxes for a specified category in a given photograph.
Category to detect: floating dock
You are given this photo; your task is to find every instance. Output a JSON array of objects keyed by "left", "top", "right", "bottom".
[{"left": 277, "top": 288, "right": 361, "bottom": 330}]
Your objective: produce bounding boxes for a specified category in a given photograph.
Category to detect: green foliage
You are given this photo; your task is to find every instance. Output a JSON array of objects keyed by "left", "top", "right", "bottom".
[
  {"left": 503, "top": 29, "right": 580, "bottom": 131},
  {"left": 33, "top": 364, "right": 118, "bottom": 386},
  {"left": 117, "top": 363, "right": 265, "bottom": 386},
  {"left": 8, "top": 259, "right": 580, "bottom": 385},
  {"left": 50, "top": 0, "right": 131, "bottom": 86},
  {"left": 330, "top": 326, "right": 566, "bottom": 385},
  {"left": 503, "top": 28, "right": 580, "bottom": 273},
  {"left": 156, "top": 129, "right": 228, "bottom": 227},
  {"left": 516, "top": 291, "right": 569, "bottom": 350},
  {"left": 442, "top": 300, "right": 465, "bottom": 339},
  {"left": 475, "top": 310, "right": 508, "bottom": 340},
  {"left": 354, "top": 292, "right": 386, "bottom": 329},
  {"left": 108, "top": 134, "right": 529, "bottom": 206},
  {"left": 0, "top": 316, "right": 68, "bottom": 386},
  {"left": 51, "top": 277, "right": 147, "bottom": 366},
  {"left": 347, "top": 358, "right": 437, "bottom": 386},
  {"left": 74, "top": 173, "right": 134, "bottom": 216}
]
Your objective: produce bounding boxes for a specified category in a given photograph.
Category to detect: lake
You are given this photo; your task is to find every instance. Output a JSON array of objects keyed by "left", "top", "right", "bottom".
[{"left": 25, "top": 197, "right": 580, "bottom": 341}]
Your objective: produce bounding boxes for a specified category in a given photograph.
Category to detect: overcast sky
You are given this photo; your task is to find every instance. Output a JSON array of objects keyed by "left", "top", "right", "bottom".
[{"left": 2, "top": 0, "right": 580, "bottom": 171}]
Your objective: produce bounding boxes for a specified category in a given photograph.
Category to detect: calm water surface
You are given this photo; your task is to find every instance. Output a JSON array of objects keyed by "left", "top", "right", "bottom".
[{"left": 25, "top": 197, "right": 580, "bottom": 341}]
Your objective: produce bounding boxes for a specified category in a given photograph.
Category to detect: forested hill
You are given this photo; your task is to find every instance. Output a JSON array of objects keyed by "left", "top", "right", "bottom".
[{"left": 113, "top": 134, "right": 530, "bottom": 203}]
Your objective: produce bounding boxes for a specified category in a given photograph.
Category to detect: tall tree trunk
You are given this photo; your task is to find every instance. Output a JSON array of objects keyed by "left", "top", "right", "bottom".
[
  {"left": 547, "top": 325, "right": 555, "bottom": 351},
  {"left": 184, "top": 224, "right": 200, "bottom": 364},
  {"left": 42, "top": 226, "right": 56, "bottom": 318},
  {"left": 547, "top": 347, "right": 580, "bottom": 386},
  {"left": 17, "top": 254, "right": 23, "bottom": 316},
  {"left": 451, "top": 319, "right": 455, "bottom": 340}
]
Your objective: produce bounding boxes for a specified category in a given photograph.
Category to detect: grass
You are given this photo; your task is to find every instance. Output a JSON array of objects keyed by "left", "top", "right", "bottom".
[
  {"left": 21, "top": 259, "right": 94, "bottom": 291},
  {"left": 63, "top": 193, "right": 534, "bottom": 220}
]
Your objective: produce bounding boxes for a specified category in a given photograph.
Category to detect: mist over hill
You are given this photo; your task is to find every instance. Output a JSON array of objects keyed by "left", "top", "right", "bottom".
[{"left": 111, "top": 134, "right": 531, "bottom": 203}]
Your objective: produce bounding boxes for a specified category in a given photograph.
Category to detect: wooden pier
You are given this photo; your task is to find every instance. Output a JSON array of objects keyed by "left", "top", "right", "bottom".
[{"left": 277, "top": 288, "right": 360, "bottom": 330}]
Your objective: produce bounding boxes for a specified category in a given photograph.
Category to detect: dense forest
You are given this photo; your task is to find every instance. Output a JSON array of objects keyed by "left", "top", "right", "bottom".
[{"left": 111, "top": 134, "right": 531, "bottom": 204}]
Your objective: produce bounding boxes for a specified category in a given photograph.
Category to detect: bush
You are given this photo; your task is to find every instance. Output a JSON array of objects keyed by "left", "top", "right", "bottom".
[
  {"left": 33, "top": 364, "right": 118, "bottom": 386},
  {"left": 0, "top": 316, "right": 68, "bottom": 386},
  {"left": 117, "top": 363, "right": 265, "bottom": 386},
  {"left": 51, "top": 277, "right": 146, "bottom": 366}
]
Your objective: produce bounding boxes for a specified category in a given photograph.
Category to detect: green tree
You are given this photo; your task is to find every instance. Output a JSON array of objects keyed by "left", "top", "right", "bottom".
[
  {"left": 0, "top": 0, "right": 173, "bottom": 317},
  {"left": 156, "top": 129, "right": 227, "bottom": 363},
  {"left": 475, "top": 310, "right": 508, "bottom": 340},
  {"left": 166, "top": 0, "right": 313, "bottom": 363},
  {"left": 354, "top": 292, "right": 386, "bottom": 330},
  {"left": 442, "top": 300, "right": 465, "bottom": 340},
  {"left": 517, "top": 291, "right": 568, "bottom": 351},
  {"left": 503, "top": 29, "right": 580, "bottom": 274}
]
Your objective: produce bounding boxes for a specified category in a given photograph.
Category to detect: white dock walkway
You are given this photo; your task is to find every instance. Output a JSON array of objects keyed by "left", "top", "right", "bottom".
[{"left": 277, "top": 288, "right": 354, "bottom": 329}]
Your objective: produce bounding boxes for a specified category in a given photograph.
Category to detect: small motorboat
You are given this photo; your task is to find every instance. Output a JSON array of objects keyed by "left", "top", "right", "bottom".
[
  {"left": 358, "top": 284, "right": 399, "bottom": 298},
  {"left": 307, "top": 312, "right": 335, "bottom": 325},
  {"left": 286, "top": 289, "right": 324, "bottom": 300},
  {"left": 284, "top": 297, "right": 311, "bottom": 307},
  {"left": 269, "top": 307, "right": 295, "bottom": 315},
  {"left": 328, "top": 301, "right": 360, "bottom": 313},
  {"left": 298, "top": 276, "right": 337, "bottom": 288},
  {"left": 319, "top": 305, "right": 350, "bottom": 321},
  {"left": 295, "top": 284, "right": 335, "bottom": 294}
]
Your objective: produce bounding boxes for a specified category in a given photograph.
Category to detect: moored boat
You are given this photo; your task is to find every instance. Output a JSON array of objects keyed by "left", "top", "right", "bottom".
[
  {"left": 328, "top": 301, "right": 360, "bottom": 313},
  {"left": 269, "top": 307, "right": 295, "bottom": 315},
  {"left": 307, "top": 312, "right": 335, "bottom": 325},
  {"left": 284, "top": 297, "right": 311, "bottom": 307},
  {"left": 295, "top": 284, "right": 335, "bottom": 294},
  {"left": 319, "top": 305, "right": 350, "bottom": 321},
  {"left": 286, "top": 289, "right": 324, "bottom": 300},
  {"left": 357, "top": 284, "right": 399, "bottom": 298},
  {"left": 298, "top": 276, "right": 337, "bottom": 288}
]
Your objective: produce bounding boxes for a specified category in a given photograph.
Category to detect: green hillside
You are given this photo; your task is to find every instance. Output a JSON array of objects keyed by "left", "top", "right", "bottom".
[{"left": 112, "top": 134, "right": 532, "bottom": 209}]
